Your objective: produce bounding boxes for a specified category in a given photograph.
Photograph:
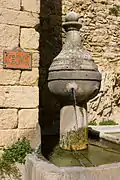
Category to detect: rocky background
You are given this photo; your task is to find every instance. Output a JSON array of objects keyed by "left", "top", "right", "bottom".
[
  {"left": 62, "top": 0, "right": 120, "bottom": 124},
  {"left": 63, "top": 0, "right": 120, "bottom": 122},
  {"left": 40, "top": 0, "right": 120, "bottom": 128},
  {"left": 0, "top": 0, "right": 120, "bottom": 147}
]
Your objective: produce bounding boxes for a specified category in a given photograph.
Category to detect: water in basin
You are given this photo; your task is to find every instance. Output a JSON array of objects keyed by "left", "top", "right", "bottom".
[{"left": 48, "top": 139, "right": 120, "bottom": 167}]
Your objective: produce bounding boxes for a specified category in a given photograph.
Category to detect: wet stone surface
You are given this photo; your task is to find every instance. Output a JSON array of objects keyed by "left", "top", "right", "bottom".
[{"left": 49, "top": 139, "right": 120, "bottom": 167}]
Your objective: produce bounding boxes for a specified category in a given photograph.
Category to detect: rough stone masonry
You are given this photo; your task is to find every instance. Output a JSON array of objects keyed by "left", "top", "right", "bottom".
[
  {"left": 0, "top": 0, "right": 120, "bottom": 147},
  {"left": 40, "top": 0, "right": 120, "bottom": 130}
]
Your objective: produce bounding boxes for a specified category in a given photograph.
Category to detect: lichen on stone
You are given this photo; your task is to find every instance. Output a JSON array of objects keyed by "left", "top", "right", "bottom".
[{"left": 60, "top": 127, "right": 88, "bottom": 150}]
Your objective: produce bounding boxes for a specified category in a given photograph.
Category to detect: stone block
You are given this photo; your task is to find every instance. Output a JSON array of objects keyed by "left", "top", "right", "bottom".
[
  {"left": 20, "top": 28, "right": 39, "bottom": 49},
  {"left": 32, "top": 51, "right": 40, "bottom": 67},
  {"left": 0, "top": 68, "right": 20, "bottom": 85},
  {"left": 0, "top": 24, "right": 19, "bottom": 48},
  {"left": 20, "top": 68, "right": 39, "bottom": 86},
  {"left": 18, "top": 125, "right": 41, "bottom": 148},
  {"left": 0, "top": 8, "right": 39, "bottom": 27},
  {"left": 0, "top": 86, "right": 39, "bottom": 108},
  {"left": 0, "top": 129, "right": 18, "bottom": 147},
  {"left": 0, "top": 109, "right": 18, "bottom": 130},
  {"left": 22, "top": 0, "right": 40, "bottom": 13},
  {"left": 0, "top": 0, "right": 20, "bottom": 10},
  {"left": 23, "top": 49, "right": 40, "bottom": 67},
  {"left": 18, "top": 109, "right": 39, "bottom": 128}
]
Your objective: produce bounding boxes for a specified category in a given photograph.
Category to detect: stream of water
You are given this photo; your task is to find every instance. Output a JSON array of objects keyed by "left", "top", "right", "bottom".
[
  {"left": 70, "top": 88, "right": 94, "bottom": 166},
  {"left": 71, "top": 88, "right": 79, "bottom": 130}
]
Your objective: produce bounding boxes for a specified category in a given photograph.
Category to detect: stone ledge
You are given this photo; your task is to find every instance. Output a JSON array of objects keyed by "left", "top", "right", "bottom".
[
  {"left": 89, "top": 125, "right": 120, "bottom": 144},
  {"left": 25, "top": 154, "right": 120, "bottom": 180}
]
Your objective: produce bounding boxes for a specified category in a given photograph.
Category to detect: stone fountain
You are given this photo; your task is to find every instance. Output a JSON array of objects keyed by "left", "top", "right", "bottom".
[
  {"left": 48, "top": 11, "right": 101, "bottom": 150},
  {"left": 25, "top": 12, "right": 120, "bottom": 180}
]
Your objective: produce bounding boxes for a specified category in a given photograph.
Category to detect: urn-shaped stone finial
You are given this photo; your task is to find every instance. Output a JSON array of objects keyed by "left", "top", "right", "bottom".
[{"left": 48, "top": 11, "right": 101, "bottom": 105}]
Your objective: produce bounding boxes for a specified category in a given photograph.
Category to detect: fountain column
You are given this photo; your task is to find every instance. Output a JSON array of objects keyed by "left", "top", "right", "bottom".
[
  {"left": 60, "top": 104, "right": 88, "bottom": 150},
  {"left": 48, "top": 11, "right": 101, "bottom": 150}
]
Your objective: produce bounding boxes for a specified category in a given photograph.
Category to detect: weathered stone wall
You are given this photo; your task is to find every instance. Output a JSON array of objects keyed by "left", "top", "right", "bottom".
[
  {"left": 0, "top": 0, "right": 40, "bottom": 147},
  {"left": 0, "top": 0, "right": 120, "bottom": 147},
  {"left": 40, "top": 0, "right": 120, "bottom": 137},
  {"left": 62, "top": 0, "right": 120, "bottom": 124},
  {"left": 40, "top": 0, "right": 120, "bottom": 128}
]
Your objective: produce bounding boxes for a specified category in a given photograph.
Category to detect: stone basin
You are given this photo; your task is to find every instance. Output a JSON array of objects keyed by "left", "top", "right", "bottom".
[
  {"left": 89, "top": 125, "right": 120, "bottom": 144},
  {"left": 25, "top": 131, "right": 120, "bottom": 180},
  {"left": 25, "top": 150, "right": 120, "bottom": 180},
  {"left": 48, "top": 71, "right": 101, "bottom": 105}
]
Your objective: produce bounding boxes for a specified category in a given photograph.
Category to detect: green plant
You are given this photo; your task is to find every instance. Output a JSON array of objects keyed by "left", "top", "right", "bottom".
[
  {"left": 109, "top": 4, "right": 120, "bottom": 16},
  {"left": 0, "top": 159, "right": 21, "bottom": 180},
  {"left": 3, "top": 137, "right": 33, "bottom": 164},
  {"left": 88, "top": 121, "right": 97, "bottom": 126},
  {"left": 99, "top": 120, "right": 118, "bottom": 126},
  {"left": 0, "top": 137, "right": 33, "bottom": 179}
]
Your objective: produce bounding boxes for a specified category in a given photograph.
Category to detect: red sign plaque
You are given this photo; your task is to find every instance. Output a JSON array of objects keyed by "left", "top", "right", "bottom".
[{"left": 3, "top": 47, "right": 32, "bottom": 70}]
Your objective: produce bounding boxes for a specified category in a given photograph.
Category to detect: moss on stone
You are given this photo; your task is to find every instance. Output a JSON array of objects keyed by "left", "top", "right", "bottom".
[
  {"left": 60, "top": 127, "right": 88, "bottom": 150},
  {"left": 99, "top": 120, "right": 118, "bottom": 125}
]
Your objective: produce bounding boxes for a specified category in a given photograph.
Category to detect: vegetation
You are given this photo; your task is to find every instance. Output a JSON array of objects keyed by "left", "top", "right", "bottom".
[
  {"left": 99, "top": 120, "right": 118, "bottom": 126},
  {"left": 109, "top": 4, "right": 120, "bottom": 16},
  {"left": 88, "top": 120, "right": 118, "bottom": 126},
  {"left": 0, "top": 137, "right": 33, "bottom": 179},
  {"left": 88, "top": 121, "right": 97, "bottom": 126}
]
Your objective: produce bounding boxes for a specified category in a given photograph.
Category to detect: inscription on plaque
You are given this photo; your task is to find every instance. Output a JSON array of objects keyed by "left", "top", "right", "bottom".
[{"left": 3, "top": 47, "right": 32, "bottom": 70}]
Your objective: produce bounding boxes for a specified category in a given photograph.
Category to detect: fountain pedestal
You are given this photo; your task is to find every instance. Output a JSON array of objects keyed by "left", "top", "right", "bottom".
[
  {"left": 60, "top": 105, "right": 88, "bottom": 150},
  {"left": 48, "top": 11, "right": 101, "bottom": 150}
]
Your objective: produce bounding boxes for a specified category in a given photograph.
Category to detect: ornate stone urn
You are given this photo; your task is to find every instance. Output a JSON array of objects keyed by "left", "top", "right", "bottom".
[{"left": 48, "top": 12, "right": 101, "bottom": 150}]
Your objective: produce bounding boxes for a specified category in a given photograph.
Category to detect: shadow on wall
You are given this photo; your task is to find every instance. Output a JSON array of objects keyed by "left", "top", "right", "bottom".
[{"left": 39, "top": 0, "right": 62, "bottom": 158}]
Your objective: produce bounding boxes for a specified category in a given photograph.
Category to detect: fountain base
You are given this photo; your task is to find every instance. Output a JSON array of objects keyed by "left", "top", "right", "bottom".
[
  {"left": 25, "top": 129, "right": 120, "bottom": 180},
  {"left": 25, "top": 147, "right": 120, "bottom": 180},
  {"left": 60, "top": 105, "right": 88, "bottom": 150}
]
